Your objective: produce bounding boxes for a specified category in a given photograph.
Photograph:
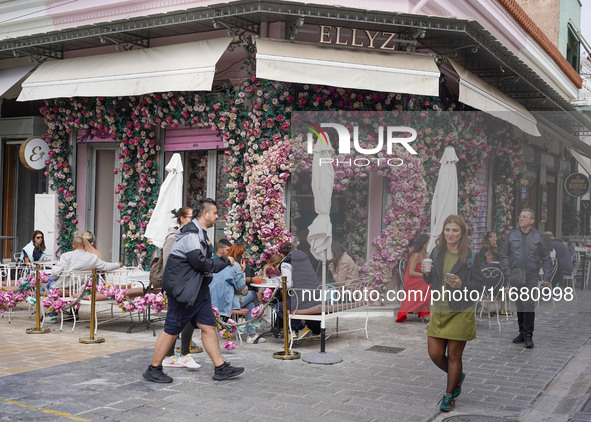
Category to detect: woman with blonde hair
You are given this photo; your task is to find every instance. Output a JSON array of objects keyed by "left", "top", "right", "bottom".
[
  {"left": 81, "top": 231, "right": 104, "bottom": 260},
  {"left": 261, "top": 253, "right": 283, "bottom": 278},
  {"left": 422, "top": 215, "right": 482, "bottom": 412}
]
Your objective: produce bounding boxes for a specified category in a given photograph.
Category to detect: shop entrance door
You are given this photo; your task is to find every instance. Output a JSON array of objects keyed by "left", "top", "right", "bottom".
[
  {"left": 1, "top": 140, "right": 47, "bottom": 260},
  {"left": 87, "top": 146, "right": 120, "bottom": 261},
  {"left": 163, "top": 149, "right": 229, "bottom": 244}
]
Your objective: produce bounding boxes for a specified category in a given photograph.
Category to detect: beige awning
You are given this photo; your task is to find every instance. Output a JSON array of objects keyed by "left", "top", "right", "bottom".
[
  {"left": 535, "top": 116, "right": 591, "bottom": 159},
  {"left": 18, "top": 38, "right": 233, "bottom": 101},
  {"left": 255, "top": 38, "right": 440, "bottom": 96},
  {"left": 445, "top": 59, "right": 540, "bottom": 137},
  {"left": 0, "top": 65, "right": 34, "bottom": 98},
  {"left": 571, "top": 149, "right": 591, "bottom": 177}
]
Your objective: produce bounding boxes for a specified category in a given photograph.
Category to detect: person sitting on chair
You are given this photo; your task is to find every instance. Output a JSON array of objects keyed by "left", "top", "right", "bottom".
[
  {"left": 51, "top": 237, "right": 123, "bottom": 290},
  {"left": 48, "top": 236, "right": 123, "bottom": 322},
  {"left": 277, "top": 241, "right": 321, "bottom": 341},
  {"left": 328, "top": 240, "right": 359, "bottom": 287},
  {"left": 545, "top": 232, "right": 572, "bottom": 287},
  {"left": 21, "top": 230, "right": 46, "bottom": 265},
  {"left": 481, "top": 247, "right": 504, "bottom": 294}
]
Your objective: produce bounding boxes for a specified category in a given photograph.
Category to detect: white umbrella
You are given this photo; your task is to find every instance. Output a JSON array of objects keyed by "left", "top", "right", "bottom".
[
  {"left": 304, "top": 138, "right": 341, "bottom": 364},
  {"left": 144, "top": 153, "right": 184, "bottom": 248},
  {"left": 307, "top": 137, "right": 334, "bottom": 262},
  {"left": 427, "top": 146, "right": 459, "bottom": 253}
]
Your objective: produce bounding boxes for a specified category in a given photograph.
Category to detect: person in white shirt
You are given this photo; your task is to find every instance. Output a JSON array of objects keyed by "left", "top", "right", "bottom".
[{"left": 51, "top": 236, "right": 122, "bottom": 289}]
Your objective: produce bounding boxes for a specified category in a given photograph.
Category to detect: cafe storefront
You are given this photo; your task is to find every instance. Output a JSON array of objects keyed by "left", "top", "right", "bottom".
[{"left": 5, "top": 1, "right": 589, "bottom": 292}]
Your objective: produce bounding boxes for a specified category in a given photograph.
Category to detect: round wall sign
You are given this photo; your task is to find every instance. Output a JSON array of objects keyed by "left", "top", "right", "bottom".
[
  {"left": 19, "top": 137, "right": 49, "bottom": 170},
  {"left": 564, "top": 172, "right": 590, "bottom": 197}
]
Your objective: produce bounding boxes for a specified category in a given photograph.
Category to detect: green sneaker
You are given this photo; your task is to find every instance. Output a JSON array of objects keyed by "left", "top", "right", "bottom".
[
  {"left": 453, "top": 372, "right": 465, "bottom": 398},
  {"left": 438, "top": 392, "right": 455, "bottom": 412}
]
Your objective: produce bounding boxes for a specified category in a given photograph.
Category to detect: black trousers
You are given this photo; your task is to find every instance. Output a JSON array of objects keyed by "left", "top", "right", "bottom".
[
  {"left": 516, "top": 309, "right": 535, "bottom": 336},
  {"left": 515, "top": 275, "right": 538, "bottom": 337}
]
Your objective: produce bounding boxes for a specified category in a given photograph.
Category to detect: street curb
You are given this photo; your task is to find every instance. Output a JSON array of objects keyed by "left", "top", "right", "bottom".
[{"left": 519, "top": 337, "right": 591, "bottom": 422}]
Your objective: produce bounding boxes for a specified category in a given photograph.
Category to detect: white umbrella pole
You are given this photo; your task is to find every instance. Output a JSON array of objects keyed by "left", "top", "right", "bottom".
[{"left": 320, "top": 250, "right": 327, "bottom": 353}]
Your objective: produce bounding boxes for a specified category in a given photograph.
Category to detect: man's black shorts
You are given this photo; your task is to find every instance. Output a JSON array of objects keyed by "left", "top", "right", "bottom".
[{"left": 163, "top": 295, "right": 216, "bottom": 335}]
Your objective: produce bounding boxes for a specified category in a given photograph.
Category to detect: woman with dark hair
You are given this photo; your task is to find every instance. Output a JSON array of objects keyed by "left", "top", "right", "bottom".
[
  {"left": 328, "top": 240, "right": 359, "bottom": 286},
  {"left": 475, "top": 231, "right": 497, "bottom": 269},
  {"left": 162, "top": 206, "right": 202, "bottom": 370},
  {"left": 21, "top": 230, "right": 46, "bottom": 264},
  {"left": 395, "top": 233, "right": 431, "bottom": 323},
  {"left": 422, "top": 215, "right": 482, "bottom": 412}
]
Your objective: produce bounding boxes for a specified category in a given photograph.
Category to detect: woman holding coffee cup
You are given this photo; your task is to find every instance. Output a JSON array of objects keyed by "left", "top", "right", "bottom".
[
  {"left": 422, "top": 215, "right": 482, "bottom": 412},
  {"left": 395, "top": 233, "right": 431, "bottom": 322}
]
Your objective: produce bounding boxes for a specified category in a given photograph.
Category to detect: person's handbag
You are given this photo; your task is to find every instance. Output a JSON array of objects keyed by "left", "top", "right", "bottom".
[{"left": 235, "top": 285, "right": 249, "bottom": 296}]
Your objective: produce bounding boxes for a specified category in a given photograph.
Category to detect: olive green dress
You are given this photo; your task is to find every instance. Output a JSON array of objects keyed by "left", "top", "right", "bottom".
[{"left": 426, "top": 250, "right": 476, "bottom": 341}]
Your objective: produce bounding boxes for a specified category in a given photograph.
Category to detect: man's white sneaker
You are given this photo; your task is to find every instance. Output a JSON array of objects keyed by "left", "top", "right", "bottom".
[
  {"left": 162, "top": 356, "right": 185, "bottom": 368},
  {"left": 247, "top": 335, "right": 266, "bottom": 344},
  {"left": 179, "top": 354, "right": 201, "bottom": 370}
]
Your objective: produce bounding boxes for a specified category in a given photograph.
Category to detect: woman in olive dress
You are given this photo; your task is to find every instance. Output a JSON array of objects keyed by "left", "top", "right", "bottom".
[{"left": 422, "top": 215, "right": 482, "bottom": 412}]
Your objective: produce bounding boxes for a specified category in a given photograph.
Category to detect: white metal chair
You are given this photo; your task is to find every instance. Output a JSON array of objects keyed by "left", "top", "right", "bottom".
[
  {"left": 563, "top": 252, "right": 580, "bottom": 298},
  {"left": 538, "top": 257, "right": 558, "bottom": 308},
  {"left": 476, "top": 267, "right": 504, "bottom": 332}
]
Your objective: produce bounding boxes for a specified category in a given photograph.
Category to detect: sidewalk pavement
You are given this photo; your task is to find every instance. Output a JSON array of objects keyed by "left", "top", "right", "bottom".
[{"left": 0, "top": 290, "right": 590, "bottom": 422}]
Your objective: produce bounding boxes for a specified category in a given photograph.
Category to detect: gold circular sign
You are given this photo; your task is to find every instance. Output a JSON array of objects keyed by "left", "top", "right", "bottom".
[
  {"left": 564, "top": 172, "right": 590, "bottom": 198},
  {"left": 19, "top": 137, "right": 49, "bottom": 170}
]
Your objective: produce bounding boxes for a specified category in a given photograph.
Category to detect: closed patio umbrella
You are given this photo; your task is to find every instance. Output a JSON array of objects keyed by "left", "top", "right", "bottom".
[
  {"left": 427, "top": 146, "right": 459, "bottom": 253},
  {"left": 145, "top": 153, "right": 183, "bottom": 248},
  {"left": 304, "top": 137, "right": 342, "bottom": 364}
]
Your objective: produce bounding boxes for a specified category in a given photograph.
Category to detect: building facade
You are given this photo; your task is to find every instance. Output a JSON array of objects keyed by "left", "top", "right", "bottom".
[{"left": 0, "top": 0, "right": 588, "bottom": 290}]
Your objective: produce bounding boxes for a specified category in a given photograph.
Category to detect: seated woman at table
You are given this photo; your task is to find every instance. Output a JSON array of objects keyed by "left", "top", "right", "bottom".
[
  {"left": 82, "top": 238, "right": 104, "bottom": 260},
  {"left": 276, "top": 241, "right": 321, "bottom": 341},
  {"left": 210, "top": 243, "right": 265, "bottom": 344},
  {"left": 328, "top": 240, "right": 359, "bottom": 287},
  {"left": 21, "top": 230, "right": 46, "bottom": 265},
  {"left": 82, "top": 231, "right": 104, "bottom": 260},
  {"left": 261, "top": 253, "right": 283, "bottom": 278}
]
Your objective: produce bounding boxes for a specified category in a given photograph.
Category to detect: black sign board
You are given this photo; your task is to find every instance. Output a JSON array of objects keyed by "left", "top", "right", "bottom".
[{"left": 564, "top": 172, "right": 590, "bottom": 197}]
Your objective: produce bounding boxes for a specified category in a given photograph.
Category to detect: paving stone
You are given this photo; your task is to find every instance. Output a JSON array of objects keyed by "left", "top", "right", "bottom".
[{"left": 2, "top": 292, "right": 591, "bottom": 421}]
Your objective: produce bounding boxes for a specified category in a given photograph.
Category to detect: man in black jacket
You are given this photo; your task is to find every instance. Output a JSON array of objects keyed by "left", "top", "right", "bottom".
[
  {"left": 501, "top": 208, "right": 552, "bottom": 349},
  {"left": 143, "top": 198, "right": 244, "bottom": 383}
]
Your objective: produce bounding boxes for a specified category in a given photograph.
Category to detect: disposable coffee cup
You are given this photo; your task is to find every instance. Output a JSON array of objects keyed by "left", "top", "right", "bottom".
[{"left": 422, "top": 258, "right": 433, "bottom": 273}]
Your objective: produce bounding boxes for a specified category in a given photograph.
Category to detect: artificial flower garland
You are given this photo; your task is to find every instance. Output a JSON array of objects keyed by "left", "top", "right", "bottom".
[{"left": 0, "top": 272, "right": 167, "bottom": 315}]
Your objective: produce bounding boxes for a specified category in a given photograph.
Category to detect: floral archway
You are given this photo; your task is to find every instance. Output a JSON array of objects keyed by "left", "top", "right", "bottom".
[{"left": 41, "top": 78, "right": 520, "bottom": 291}]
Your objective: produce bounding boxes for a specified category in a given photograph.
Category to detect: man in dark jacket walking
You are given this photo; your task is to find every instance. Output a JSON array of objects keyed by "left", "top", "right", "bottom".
[
  {"left": 501, "top": 208, "right": 552, "bottom": 349},
  {"left": 143, "top": 198, "right": 244, "bottom": 383}
]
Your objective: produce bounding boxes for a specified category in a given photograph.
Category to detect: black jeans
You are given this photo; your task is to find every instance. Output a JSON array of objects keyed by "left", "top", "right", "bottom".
[{"left": 515, "top": 274, "right": 537, "bottom": 336}]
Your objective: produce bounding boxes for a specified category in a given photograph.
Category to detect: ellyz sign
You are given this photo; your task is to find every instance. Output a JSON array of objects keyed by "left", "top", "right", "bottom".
[{"left": 318, "top": 25, "right": 403, "bottom": 50}]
